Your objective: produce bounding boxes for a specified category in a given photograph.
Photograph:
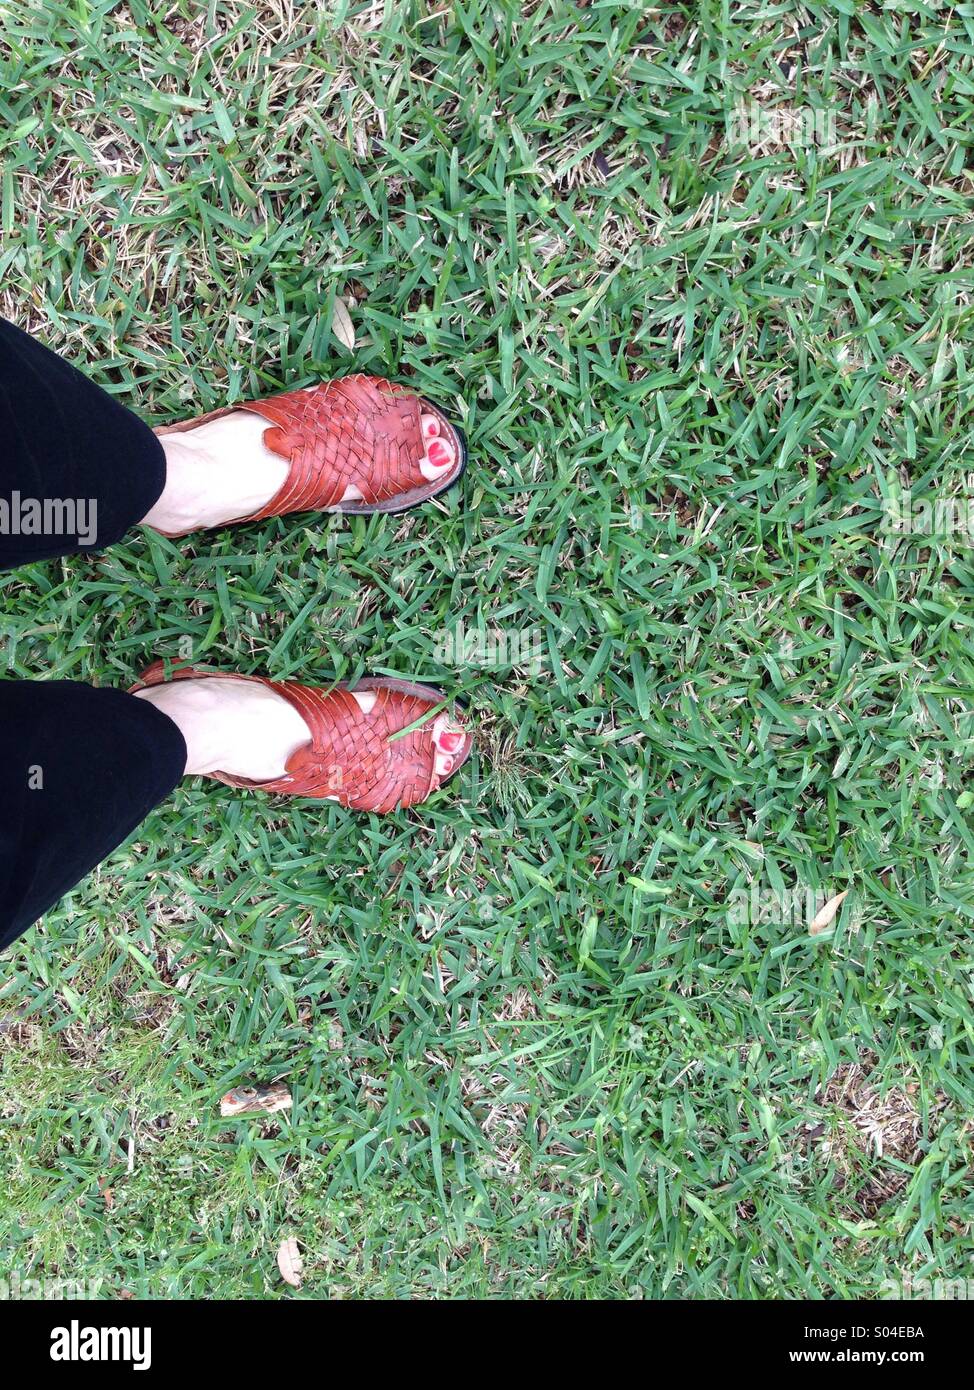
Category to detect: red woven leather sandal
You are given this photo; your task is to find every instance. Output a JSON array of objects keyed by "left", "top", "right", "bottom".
[
  {"left": 150, "top": 375, "right": 468, "bottom": 537},
  {"left": 131, "top": 660, "right": 472, "bottom": 813}
]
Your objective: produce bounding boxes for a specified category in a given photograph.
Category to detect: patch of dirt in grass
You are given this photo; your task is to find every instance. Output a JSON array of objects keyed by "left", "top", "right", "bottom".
[
  {"left": 0, "top": 1007, "right": 39, "bottom": 1051},
  {"left": 809, "top": 1052, "right": 947, "bottom": 1218},
  {"left": 57, "top": 1018, "right": 112, "bottom": 1066}
]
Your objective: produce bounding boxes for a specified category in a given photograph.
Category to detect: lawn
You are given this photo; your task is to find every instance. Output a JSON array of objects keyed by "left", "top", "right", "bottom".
[{"left": 1, "top": 0, "right": 974, "bottom": 1300}]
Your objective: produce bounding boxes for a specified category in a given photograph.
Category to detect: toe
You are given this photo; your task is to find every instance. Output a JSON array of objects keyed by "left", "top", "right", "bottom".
[
  {"left": 432, "top": 713, "right": 467, "bottom": 780},
  {"left": 422, "top": 413, "right": 441, "bottom": 440},
  {"left": 419, "top": 434, "right": 456, "bottom": 482}
]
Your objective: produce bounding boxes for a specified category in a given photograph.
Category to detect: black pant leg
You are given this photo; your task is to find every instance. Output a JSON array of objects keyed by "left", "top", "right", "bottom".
[
  {"left": 0, "top": 683, "right": 187, "bottom": 952},
  {"left": 0, "top": 318, "right": 166, "bottom": 569}
]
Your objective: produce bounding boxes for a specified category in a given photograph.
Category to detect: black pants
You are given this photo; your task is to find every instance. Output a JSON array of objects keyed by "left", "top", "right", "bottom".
[{"left": 0, "top": 319, "right": 188, "bottom": 952}]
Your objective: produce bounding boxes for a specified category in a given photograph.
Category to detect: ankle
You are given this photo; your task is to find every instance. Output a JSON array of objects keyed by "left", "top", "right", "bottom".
[
  {"left": 133, "top": 678, "right": 308, "bottom": 780},
  {"left": 140, "top": 414, "right": 288, "bottom": 534}
]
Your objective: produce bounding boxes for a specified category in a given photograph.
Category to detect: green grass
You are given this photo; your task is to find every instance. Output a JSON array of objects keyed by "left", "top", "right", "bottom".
[{"left": 2, "top": 0, "right": 974, "bottom": 1299}]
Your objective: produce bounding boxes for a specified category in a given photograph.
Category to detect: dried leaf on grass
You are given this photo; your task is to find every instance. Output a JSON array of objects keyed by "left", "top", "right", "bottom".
[
  {"left": 220, "top": 1081, "right": 292, "bottom": 1117},
  {"left": 277, "top": 1237, "right": 303, "bottom": 1289},
  {"left": 809, "top": 889, "right": 849, "bottom": 936},
  {"left": 331, "top": 298, "right": 355, "bottom": 351}
]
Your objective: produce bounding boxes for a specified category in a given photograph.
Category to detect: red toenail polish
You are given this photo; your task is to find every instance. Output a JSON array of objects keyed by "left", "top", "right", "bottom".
[
  {"left": 427, "top": 439, "right": 452, "bottom": 468},
  {"left": 423, "top": 416, "right": 440, "bottom": 439},
  {"left": 438, "top": 730, "right": 464, "bottom": 755}
]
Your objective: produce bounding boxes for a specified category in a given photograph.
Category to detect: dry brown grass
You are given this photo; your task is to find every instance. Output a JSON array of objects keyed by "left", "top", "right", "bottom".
[{"left": 810, "top": 1052, "right": 948, "bottom": 1218}]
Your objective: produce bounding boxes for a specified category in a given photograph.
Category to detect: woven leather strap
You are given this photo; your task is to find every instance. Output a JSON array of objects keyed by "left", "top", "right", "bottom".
[
  {"left": 237, "top": 375, "right": 431, "bottom": 517},
  {"left": 269, "top": 681, "right": 442, "bottom": 811},
  {"left": 133, "top": 662, "right": 467, "bottom": 812}
]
